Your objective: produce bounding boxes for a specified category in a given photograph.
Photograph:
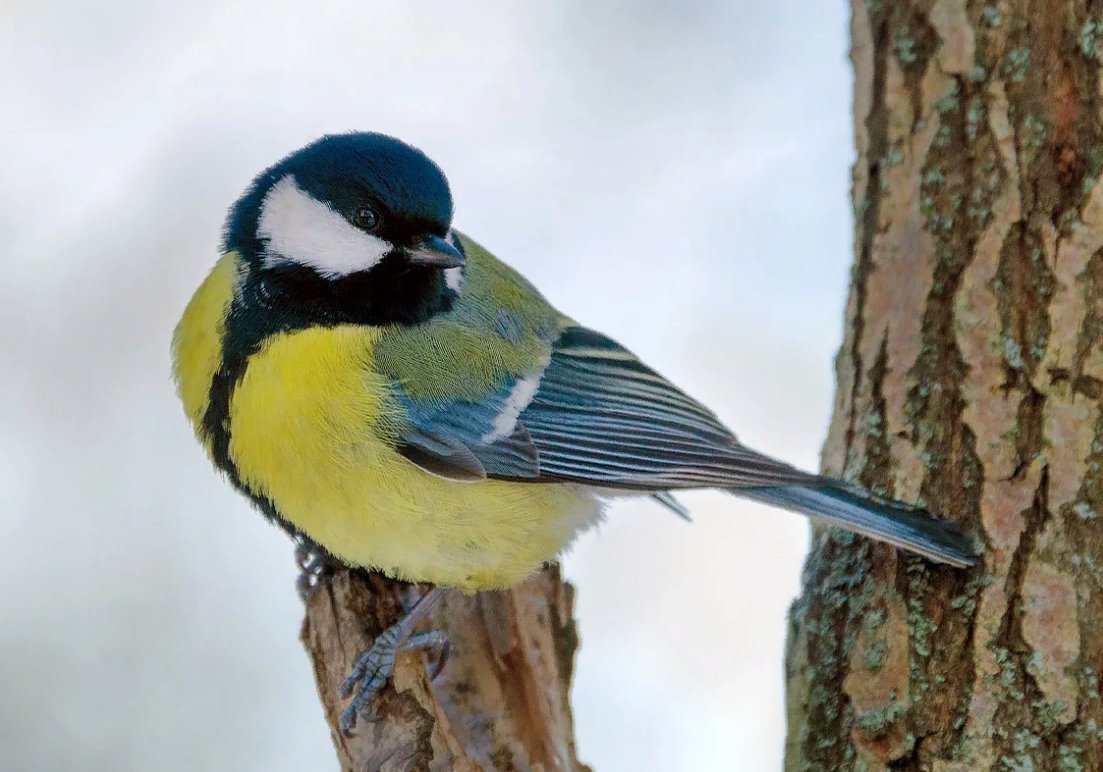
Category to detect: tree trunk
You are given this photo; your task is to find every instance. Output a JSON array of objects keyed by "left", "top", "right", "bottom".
[
  {"left": 785, "top": 1, "right": 1103, "bottom": 769},
  {"left": 302, "top": 566, "right": 590, "bottom": 772}
]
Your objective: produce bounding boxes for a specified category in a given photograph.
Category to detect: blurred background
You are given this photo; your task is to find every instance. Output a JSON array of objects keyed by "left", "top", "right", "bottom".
[{"left": 1, "top": 1, "right": 851, "bottom": 769}]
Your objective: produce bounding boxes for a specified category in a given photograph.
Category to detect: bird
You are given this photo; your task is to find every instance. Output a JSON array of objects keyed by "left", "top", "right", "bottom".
[{"left": 171, "top": 132, "right": 976, "bottom": 733}]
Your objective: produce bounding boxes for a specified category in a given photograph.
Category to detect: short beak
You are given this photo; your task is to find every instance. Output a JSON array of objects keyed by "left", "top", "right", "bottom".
[{"left": 406, "top": 235, "right": 465, "bottom": 269}]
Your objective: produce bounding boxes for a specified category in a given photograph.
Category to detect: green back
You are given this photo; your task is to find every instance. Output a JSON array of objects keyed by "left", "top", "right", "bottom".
[{"left": 373, "top": 234, "right": 572, "bottom": 405}]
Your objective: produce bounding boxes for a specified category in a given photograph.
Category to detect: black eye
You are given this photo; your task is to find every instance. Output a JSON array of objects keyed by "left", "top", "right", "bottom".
[{"left": 353, "top": 207, "right": 380, "bottom": 231}]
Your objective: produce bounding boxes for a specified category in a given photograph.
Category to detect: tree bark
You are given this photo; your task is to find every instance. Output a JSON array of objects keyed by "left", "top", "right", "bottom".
[
  {"left": 786, "top": 1, "right": 1103, "bottom": 770},
  {"left": 302, "top": 566, "right": 590, "bottom": 772}
]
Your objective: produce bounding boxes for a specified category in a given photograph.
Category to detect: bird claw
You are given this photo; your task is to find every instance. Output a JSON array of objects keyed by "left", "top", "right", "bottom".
[
  {"left": 338, "top": 623, "right": 450, "bottom": 736},
  {"left": 295, "top": 539, "right": 336, "bottom": 601},
  {"left": 421, "top": 631, "right": 450, "bottom": 682}
]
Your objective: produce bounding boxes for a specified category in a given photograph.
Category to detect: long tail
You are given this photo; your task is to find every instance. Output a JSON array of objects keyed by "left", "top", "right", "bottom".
[{"left": 734, "top": 481, "right": 976, "bottom": 567}]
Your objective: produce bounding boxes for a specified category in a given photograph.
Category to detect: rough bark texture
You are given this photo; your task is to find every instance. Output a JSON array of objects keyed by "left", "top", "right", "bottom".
[
  {"left": 786, "top": 1, "right": 1103, "bottom": 769},
  {"left": 302, "top": 566, "right": 590, "bottom": 772}
]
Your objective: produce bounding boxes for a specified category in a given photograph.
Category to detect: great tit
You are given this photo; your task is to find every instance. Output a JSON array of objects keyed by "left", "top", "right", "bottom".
[{"left": 172, "top": 132, "right": 975, "bottom": 732}]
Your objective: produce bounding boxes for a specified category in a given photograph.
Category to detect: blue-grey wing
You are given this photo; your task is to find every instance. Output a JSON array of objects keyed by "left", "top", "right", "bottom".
[
  {"left": 393, "top": 325, "right": 809, "bottom": 490},
  {"left": 390, "top": 326, "right": 975, "bottom": 566},
  {"left": 512, "top": 327, "right": 811, "bottom": 490},
  {"left": 393, "top": 377, "right": 543, "bottom": 481}
]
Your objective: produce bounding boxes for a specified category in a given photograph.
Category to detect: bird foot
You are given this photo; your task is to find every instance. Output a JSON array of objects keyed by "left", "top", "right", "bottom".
[
  {"left": 337, "top": 587, "right": 447, "bottom": 735},
  {"left": 295, "top": 539, "right": 338, "bottom": 600},
  {"left": 338, "top": 627, "right": 449, "bottom": 734}
]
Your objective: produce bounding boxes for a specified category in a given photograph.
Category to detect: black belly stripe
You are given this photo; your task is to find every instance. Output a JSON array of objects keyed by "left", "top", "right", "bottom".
[
  {"left": 201, "top": 244, "right": 460, "bottom": 550},
  {"left": 202, "top": 355, "right": 247, "bottom": 480},
  {"left": 200, "top": 350, "right": 308, "bottom": 540}
]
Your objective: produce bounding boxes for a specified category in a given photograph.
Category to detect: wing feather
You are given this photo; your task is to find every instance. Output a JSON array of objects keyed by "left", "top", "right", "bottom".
[
  {"left": 393, "top": 379, "right": 542, "bottom": 480},
  {"left": 513, "top": 327, "right": 810, "bottom": 490},
  {"left": 390, "top": 324, "right": 809, "bottom": 492}
]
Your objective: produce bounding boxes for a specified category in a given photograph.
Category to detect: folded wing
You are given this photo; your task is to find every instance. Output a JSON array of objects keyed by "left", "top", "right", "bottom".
[
  {"left": 514, "top": 327, "right": 810, "bottom": 489},
  {"left": 392, "top": 325, "right": 810, "bottom": 490}
]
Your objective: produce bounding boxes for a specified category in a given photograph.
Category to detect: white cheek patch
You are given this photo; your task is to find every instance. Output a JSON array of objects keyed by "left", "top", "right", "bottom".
[
  {"left": 482, "top": 373, "right": 543, "bottom": 443},
  {"left": 444, "top": 266, "right": 464, "bottom": 292},
  {"left": 257, "top": 175, "right": 392, "bottom": 278},
  {"left": 443, "top": 231, "right": 465, "bottom": 292}
]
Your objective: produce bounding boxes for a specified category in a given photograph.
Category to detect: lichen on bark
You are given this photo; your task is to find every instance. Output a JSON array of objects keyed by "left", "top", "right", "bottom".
[{"left": 786, "top": 1, "right": 1103, "bottom": 770}]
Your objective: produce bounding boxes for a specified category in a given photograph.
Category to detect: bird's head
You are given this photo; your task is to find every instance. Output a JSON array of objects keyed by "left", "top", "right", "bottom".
[{"left": 225, "top": 132, "right": 465, "bottom": 326}]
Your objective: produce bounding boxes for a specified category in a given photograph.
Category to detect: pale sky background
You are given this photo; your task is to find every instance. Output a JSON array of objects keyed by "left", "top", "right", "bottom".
[{"left": 1, "top": 1, "right": 852, "bottom": 769}]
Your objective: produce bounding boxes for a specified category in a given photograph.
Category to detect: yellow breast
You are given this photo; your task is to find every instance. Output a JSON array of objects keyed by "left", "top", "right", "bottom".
[
  {"left": 171, "top": 253, "right": 241, "bottom": 454},
  {"left": 225, "top": 324, "right": 600, "bottom": 590}
]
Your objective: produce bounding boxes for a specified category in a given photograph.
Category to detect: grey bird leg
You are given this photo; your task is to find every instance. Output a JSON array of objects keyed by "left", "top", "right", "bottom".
[
  {"left": 339, "top": 586, "right": 448, "bottom": 735},
  {"left": 398, "top": 584, "right": 424, "bottom": 614},
  {"left": 397, "top": 585, "right": 452, "bottom": 678},
  {"left": 294, "top": 537, "right": 339, "bottom": 600}
]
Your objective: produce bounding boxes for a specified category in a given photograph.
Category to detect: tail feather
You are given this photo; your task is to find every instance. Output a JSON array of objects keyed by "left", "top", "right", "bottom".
[{"left": 735, "top": 481, "right": 976, "bottom": 567}]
